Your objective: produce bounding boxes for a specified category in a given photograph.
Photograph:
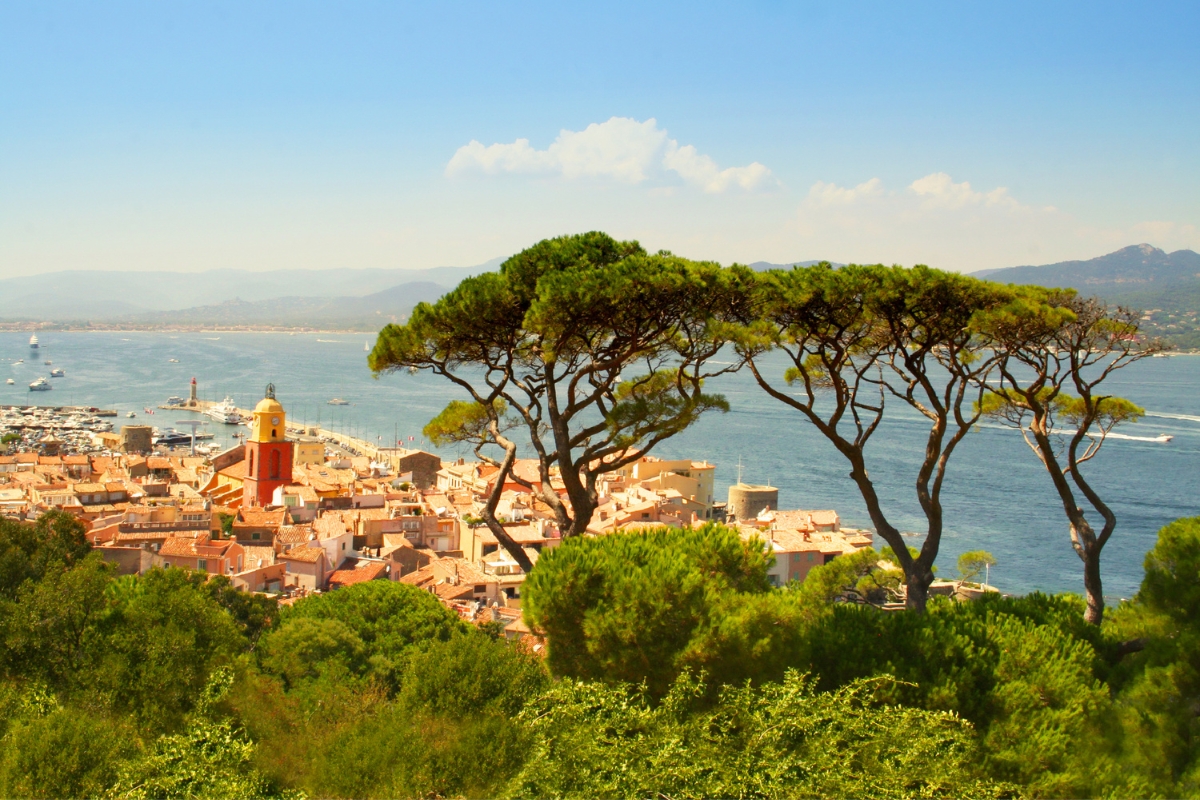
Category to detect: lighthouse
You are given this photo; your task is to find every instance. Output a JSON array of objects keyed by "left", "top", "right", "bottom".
[{"left": 189, "top": 377, "right": 198, "bottom": 407}]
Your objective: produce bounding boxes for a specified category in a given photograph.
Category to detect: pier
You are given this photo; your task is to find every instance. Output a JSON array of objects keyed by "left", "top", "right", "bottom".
[{"left": 162, "top": 398, "right": 392, "bottom": 461}]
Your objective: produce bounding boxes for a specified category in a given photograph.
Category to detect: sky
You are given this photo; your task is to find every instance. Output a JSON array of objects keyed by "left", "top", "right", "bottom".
[{"left": 0, "top": 1, "right": 1197, "bottom": 278}]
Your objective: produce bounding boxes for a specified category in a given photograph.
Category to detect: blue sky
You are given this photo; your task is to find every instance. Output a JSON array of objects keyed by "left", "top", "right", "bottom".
[{"left": 1, "top": 0, "right": 1196, "bottom": 277}]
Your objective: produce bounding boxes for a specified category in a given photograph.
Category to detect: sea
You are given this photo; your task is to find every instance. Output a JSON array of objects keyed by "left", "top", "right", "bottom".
[{"left": 4, "top": 330, "right": 1199, "bottom": 600}]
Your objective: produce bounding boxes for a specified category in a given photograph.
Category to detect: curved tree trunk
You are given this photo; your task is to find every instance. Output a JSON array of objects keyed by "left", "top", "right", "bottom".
[{"left": 1082, "top": 546, "right": 1105, "bottom": 625}]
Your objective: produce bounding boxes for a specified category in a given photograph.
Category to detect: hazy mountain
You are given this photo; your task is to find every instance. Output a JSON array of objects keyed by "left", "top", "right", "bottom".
[
  {"left": 115, "top": 281, "right": 450, "bottom": 329},
  {"left": 0, "top": 258, "right": 504, "bottom": 321},
  {"left": 971, "top": 244, "right": 1200, "bottom": 287},
  {"left": 747, "top": 260, "right": 841, "bottom": 271},
  {"left": 973, "top": 244, "right": 1200, "bottom": 349}
]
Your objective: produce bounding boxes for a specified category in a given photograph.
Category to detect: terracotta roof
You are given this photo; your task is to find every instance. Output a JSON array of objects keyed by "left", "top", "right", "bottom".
[
  {"left": 276, "top": 525, "right": 314, "bottom": 545},
  {"left": 313, "top": 514, "right": 349, "bottom": 540},
  {"left": 242, "top": 545, "right": 277, "bottom": 568},
  {"left": 238, "top": 507, "right": 288, "bottom": 527},
  {"left": 327, "top": 559, "right": 388, "bottom": 589},
  {"left": 279, "top": 546, "right": 325, "bottom": 564},
  {"left": 159, "top": 536, "right": 234, "bottom": 558},
  {"left": 217, "top": 461, "right": 247, "bottom": 480}
]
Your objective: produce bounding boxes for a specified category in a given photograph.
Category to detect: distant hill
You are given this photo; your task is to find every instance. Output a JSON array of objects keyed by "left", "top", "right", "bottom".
[
  {"left": 748, "top": 260, "right": 841, "bottom": 271},
  {"left": 973, "top": 244, "right": 1200, "bottom": 348},
  {"left": 115, "top": 281, "right": 450, "bottom": 329},
  {"left": 972, "top": 244, "right": 1200, "bottom": 287},
  {"left": 0, "top": 258, "right": 504, "bottom": 322}
]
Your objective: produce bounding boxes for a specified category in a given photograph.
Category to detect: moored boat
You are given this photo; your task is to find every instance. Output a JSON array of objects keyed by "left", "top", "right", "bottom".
[
  {"left": 206, "top": 396, "right": 241, "bottom": 424},
  {"left": 28, "top": 378, "right": 51, "bottom": 392}
]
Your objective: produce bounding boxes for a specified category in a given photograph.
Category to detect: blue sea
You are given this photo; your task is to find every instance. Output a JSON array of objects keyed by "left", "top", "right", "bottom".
[{"left": 4, "top": 330, "right": 1198, "bottom": 600}]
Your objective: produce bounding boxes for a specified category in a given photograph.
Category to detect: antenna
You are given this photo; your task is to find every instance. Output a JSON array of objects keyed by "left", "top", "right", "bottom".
[
  {"left": 175, "top": 420, "right": 206, "bottom": 457},
  {"left": 736, "top": 456, "right": 744, "bottom": 486}
]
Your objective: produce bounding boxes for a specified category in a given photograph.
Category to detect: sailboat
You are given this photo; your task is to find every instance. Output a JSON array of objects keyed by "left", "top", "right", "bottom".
[{"left": 364, "top": 341, "right": 370, "bottom": 352}]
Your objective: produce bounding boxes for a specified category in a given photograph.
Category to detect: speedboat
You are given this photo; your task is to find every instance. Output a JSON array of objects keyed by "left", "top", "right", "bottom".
[
  {"left": 206, "top": 396, "right": 241, "bottom": 424},
  {"left": 168, "top": 358, "right": 180, "bottom": 363},
  {"left": 49, "top": 368, "right": 64, "bottom": 378},
  {"left": 1155, "top": 433, "right": 1174, "bottom": 443},
  {"left": 126, "top": 411, "right": 137, "bottom": 418},
  {"left": 28, "top": 378, "right": 51, "bottom": 392},
  {"left": 328, "top": 398, "right": 351, "bottom": 406}
]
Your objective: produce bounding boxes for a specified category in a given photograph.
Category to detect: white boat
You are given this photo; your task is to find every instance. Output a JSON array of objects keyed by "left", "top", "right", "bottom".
[
  {"left": 5, "top": 379, "right": 13, "bottom": 385},
  {"left": 49, "top": 368, "right": 64, "bottom": 378},
  {"left": 206, "top": 396, "right": 241, "bottom": 424},
  {"left": 1156, "top": 433, "right": 1174, "bottom": 443},
  {"left": 29, "top": 335, "right": 38, "bottom": 349},
  {"left": 126, "top": 411, "right": 137, "bottom": 418},
  {"left": 28, "top": 378, "right": 51, "bottom": 392},
  {"left": 364, "top": 341, "right": 370, "bottom": 352},
  {"left": 168, "top": 358, "right": 180, "bottom": 363},
  {"left": 44, "top": 360, "right": 52, "bottom": 365},
  {"left": 328, "top": 398, "right": 351, "bottom": 406}
]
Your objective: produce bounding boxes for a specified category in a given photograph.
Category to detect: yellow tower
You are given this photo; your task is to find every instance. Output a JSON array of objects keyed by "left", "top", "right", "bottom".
[
  {"left": 243, "top": 384, "right": 293, "bottom": 508},
  {"left": 250, "top": 383, "right": 287, "bottom": 443}
]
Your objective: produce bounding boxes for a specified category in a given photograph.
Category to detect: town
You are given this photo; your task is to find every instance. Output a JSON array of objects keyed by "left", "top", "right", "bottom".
[{"left": 0, "top": 382, "right": 897, "bottom": 634}]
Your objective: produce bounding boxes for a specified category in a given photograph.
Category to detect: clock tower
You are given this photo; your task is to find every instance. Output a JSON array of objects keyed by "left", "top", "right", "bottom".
[{"left": 243, "top": 384, "right": 293, "bottom": 508}]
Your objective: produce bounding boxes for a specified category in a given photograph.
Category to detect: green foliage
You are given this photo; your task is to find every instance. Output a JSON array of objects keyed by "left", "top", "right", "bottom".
[
  {"left": 108, "top": 668, "right": 299, "bottom": 800},
  {"left": 522, "top": 523, "right": 772, "bottom": 696},
  {"left": 265, "top": 580, "right": 466, "bottom": 692},
  {"left": 957, "top": 550, "right": 997, "bottom": 584},
  {"left": 0, "top": 705, "right": 136, "bottom": 799},
  {"left": 505, "top": 671, "right": 1006, "bottom": 799},
  {"left": 396, "top": 632, "right": 548, "bottom": 718},
  {"left": 0, "top": 511, "right": 92, "bottom": 598},
  {"left": 1139, "top": 516, "right": 1200, "bottom": 626},
  {"left": 423, "top": 398, "right": 508, "bottom": 447},
  {"left": 310, "top": 633, "right": 545, "bottom": 799}
]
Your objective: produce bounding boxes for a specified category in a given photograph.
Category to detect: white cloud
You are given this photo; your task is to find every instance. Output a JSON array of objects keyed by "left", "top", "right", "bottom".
[
  {"left": 807, "top": 177, "right": 884, "bottom": 206},
  {"left": 446, "top": 117, "right": 776, "bottom": 193}
]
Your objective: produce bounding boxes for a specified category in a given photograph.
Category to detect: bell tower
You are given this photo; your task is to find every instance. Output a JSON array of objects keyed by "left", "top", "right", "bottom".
[{"left": 243, "top": 384, "right": 293, "bottom": 508}]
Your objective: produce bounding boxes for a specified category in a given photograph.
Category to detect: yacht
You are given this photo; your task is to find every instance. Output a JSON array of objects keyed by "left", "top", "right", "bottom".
[
  {"left": 49, "top": 368, "right": 64, "bottom": 378},
  {"left": 328, "top": 398, "right": 351, "bottom": 405},
  {"left": 206, "top": 396, "right": 241, "bottom": 424},
  {"left": 168, "top": 358, "right": 180, "bottom": 363},
  {"left": 154, "top": 429, "right": 195, "bottom": 447},
  {"left": 28, "top": 378, "right": 51, "bottom": 392},
  {"left": 29, "top": 335, "right": 38, "bottom": 349}
]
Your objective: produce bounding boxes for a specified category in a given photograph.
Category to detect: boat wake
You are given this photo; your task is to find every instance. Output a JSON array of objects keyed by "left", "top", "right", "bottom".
[{"left": 1146, "top": 411, "right": 1200, "bottom": 424}]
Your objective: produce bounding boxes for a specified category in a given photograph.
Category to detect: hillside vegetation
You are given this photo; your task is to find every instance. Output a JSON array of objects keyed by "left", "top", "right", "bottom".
[
  {"left": 976, "top": 244, "right": 1200, "bottom": 347},
  {"left": 3, "top": 512, "right": 1200, "bottom": 798}
]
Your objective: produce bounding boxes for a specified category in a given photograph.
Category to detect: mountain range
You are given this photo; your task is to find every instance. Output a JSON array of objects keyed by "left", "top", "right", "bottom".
[{"left": 3, "top": 246, "right": 1197, "bottom": 342}]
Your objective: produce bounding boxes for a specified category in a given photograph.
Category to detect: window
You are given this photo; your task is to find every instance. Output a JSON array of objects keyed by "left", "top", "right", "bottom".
[
  {"left": 251, "top": 532, "right": 260, "bottom": 541},
  {"left": 248, "top": 451, "right": 254, "bottom": 474},
  {"left": 269, "top": 450, "right": 281, "bottom": 479},
  {"left": 197, "top": 558, "right": 208, "bottom": 572}
]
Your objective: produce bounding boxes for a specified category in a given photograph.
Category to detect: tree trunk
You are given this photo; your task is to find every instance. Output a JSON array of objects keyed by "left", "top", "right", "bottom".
[
  {"left": 1082, "top": 547, "right": 1105, "bottom": 625},
  {"left": 905, "top": 564, "right": 933, "bottom": 612}
]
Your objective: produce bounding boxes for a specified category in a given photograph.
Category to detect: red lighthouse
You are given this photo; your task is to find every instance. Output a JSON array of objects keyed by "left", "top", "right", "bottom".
[{"left": 243, "top": 384, "right": 293, "bottom": 508}]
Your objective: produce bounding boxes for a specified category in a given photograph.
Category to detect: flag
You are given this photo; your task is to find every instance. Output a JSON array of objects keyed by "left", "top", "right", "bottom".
[{"left": 408, "top": 436, "right": 414, "bottom": 442}]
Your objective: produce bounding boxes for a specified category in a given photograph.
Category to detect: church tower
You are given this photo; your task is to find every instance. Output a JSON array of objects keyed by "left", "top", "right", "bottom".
[{"left": 243, "top": 384, "right": 293, "bottom": 508}]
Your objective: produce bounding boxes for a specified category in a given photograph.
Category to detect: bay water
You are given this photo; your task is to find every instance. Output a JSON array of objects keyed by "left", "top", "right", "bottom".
[{"left": 4, "top": 330, "right": 1198, "bottom": 600}]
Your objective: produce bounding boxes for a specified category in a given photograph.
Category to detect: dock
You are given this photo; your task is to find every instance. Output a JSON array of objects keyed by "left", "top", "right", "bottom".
[{"left": 160, "top": 399, "right": 391, "bottom": 461}]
